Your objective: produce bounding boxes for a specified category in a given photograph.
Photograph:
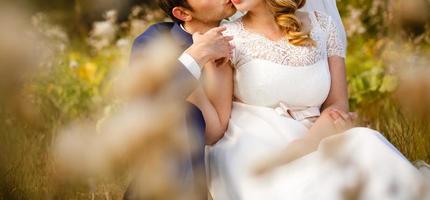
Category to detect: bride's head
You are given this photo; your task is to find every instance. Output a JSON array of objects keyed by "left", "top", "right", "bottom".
[{"left": 232, "top": 0, "right": 315, "bottom": 46}]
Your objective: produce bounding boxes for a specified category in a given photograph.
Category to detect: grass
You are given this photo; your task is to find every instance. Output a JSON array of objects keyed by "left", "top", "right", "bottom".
[
  {"left": 357, "top": 98, "right": 430, "bottom": 163},
  {"left": 1, "top": 88, "right": 429, "bottom": 200}
]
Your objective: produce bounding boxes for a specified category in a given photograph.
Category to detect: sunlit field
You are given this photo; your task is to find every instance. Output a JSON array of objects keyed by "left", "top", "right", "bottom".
[{"left": 0, "top": 0, "right": 429, "bottom": 199}]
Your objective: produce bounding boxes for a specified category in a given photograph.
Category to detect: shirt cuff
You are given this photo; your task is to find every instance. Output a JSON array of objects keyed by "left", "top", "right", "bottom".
[{"left": 178, "top": 53, "right": 202, "bottom": 79}]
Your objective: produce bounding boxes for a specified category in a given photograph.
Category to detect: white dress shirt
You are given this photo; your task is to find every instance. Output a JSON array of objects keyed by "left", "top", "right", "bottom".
[{"left": 177, "top": 24, "right": 202, "bottom": 79}]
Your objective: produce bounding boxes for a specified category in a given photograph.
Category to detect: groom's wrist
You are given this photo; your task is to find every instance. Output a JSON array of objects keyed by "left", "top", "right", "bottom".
[
  {"left": 178, "top": 52, "right": 202, "bottom": 79},
  {"left": 184, "top": 45, "right": 210, "bottom": 68}
]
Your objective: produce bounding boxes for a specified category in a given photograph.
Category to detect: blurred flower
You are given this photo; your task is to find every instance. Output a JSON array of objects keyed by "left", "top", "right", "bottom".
[
  {"left": 105, "top": 10, "right": 118, "bottom": 23},
  {"left": 115, "top": 34, "right": 182, "bottom": 100},
  {"left": 369, "top": 0, "right": 384, "bottom": 16},
  {"left": 380, "top": 34, "right": 430, "bottom": 120},
  {"left": 390, "top": 0, "right": 430, "bottom": 36},
  {"left": 31, "top": 13, "right": 69, "bottom": 55},
  {"left": 344, "top": 5, "right": 366, "bottom": 37},
  {"left": 131, "top": 6, "right": 144, "bottom": 18},
  {"left": 395, "top": 65, "right": 430, "bottom": 119},
  {"left": 88, "top": 10, "right": 119, "bottom": 50},
  {"left": 69, "top": 60, "right": 79, "bottom": 69},
  {"left": 54, "top": 101, "right": 188, "bottom": 175},
  {"left": 127, "top": 6, "right": 150, "bottom": 37},
  {"left": 77, "top": 62, "right": 98, "bottom": 84},
  {"left": 129, "top": 19, "right": 149, "bottom": 37},
  {"left": 0, "top": 3, "right": 55, "bottom": 124}
]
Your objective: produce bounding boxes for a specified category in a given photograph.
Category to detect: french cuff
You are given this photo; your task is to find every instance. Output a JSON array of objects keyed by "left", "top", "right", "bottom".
[{"left": 178, "top": 53, "right": 202, "bottom": 79}]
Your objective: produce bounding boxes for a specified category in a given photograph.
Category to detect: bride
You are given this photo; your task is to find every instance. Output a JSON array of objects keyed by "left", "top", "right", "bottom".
[{"left": 203, "top": 0, "right": 428, "bottom": 199}]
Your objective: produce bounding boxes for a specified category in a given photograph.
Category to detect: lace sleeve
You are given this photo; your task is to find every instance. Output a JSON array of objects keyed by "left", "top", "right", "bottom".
[
  {"left": 326, "top": 16, "right": 346, "bottom": 58},
  {"left": 221, "top": 20, "right": 241, "bottom": 66}
]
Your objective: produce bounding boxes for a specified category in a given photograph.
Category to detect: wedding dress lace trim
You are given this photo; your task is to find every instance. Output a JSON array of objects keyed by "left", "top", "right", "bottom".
[
  {"left": 315, "top": 11, "right": 346, "bottom": 58},
  {"left": 224, "top": 11, "right": 346, "bottom": 67}
]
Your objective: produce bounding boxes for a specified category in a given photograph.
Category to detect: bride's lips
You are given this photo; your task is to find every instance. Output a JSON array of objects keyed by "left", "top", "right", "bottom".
[{"left": 231, "top": 0, "right": 241, "bottom": 4}]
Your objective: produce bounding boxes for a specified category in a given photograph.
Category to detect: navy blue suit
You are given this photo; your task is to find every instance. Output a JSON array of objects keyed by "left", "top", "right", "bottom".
[{"left": 124, "top": 22, "right": 207, "bottom": 199}]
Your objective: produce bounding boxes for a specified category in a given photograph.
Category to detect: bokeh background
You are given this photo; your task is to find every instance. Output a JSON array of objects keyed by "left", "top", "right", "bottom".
[{"left": 0, "top": 0, "right": 429, "bottom": 199}]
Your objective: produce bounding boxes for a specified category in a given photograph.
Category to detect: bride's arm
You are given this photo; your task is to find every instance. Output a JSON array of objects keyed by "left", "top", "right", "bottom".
[
  {"left": 187, "top": 61, "right": 233, "bottom": 145},
  {"left": 291, "top": 56, "right": 349, "bottom": 149},
  {"left": 278, "top": 57, "right": 349, "bottom": 159},
  {"left": 187, "top": 86, "right": 226, "bottom": 145},
  {"left": 292, "top": 12, "right": 352, "bottom": 147},
  {"left": 255, "top": 57, "right": 350, "bottom": 174},
  {"left": 257, "top": 110, "right": 343, "bottom": 172},
  {"left": 321, "top": 56, "right": 349, "bottom": 113},
  {"left": 203, "top": 61, "right": 234, "bottom": 145}
]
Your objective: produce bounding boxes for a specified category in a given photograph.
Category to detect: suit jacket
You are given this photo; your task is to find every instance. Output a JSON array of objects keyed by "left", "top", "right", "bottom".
[
  {"left": 130, "top": 22, "right": 198, "bottom": 100},
  {"left": 130, "top": 20, "right": 206, "bottom": 147},
  {"left": 125, "top": 22, "right": 207, "bottom": 199}
]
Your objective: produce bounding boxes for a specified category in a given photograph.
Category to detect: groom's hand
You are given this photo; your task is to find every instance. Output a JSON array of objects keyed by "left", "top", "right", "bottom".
[{"left": 185, "top": 26, "right": 234, "bottom": 68}]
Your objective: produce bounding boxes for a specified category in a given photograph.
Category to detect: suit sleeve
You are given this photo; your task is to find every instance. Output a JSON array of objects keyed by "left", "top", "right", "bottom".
[{"left": 129, "top": 25, "right": 199, "bottom": 100}]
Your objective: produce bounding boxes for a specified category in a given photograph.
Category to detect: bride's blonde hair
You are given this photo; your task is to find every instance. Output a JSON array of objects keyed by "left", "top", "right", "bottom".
[{"left": 266, "top": 0, "right": 315, "bottom": 46}]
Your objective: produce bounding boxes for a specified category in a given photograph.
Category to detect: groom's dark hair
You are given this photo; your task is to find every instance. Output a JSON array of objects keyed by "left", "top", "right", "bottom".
[{"left": 157, "top": 0, "right": 193, "bottom": 23}]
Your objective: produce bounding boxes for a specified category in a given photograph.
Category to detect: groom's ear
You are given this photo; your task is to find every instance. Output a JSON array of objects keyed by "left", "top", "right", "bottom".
[{"left": 172, "top": 7, "right": 193, "bottom": 22}]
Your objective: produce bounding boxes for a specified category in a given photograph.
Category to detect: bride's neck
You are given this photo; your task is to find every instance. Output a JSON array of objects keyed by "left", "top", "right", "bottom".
[{"left": 243, "top": 3, "right": 280, "bottom": 33}]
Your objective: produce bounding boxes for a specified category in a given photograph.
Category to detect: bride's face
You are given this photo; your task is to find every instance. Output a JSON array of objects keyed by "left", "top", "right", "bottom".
[{"left": 231, "top": 0, "right": 265, "bottom": 12}]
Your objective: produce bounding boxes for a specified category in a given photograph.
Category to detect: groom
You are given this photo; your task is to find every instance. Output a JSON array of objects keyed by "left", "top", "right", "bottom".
[{"left": 124, "top": 0, "right": 236, "bottom": 199}]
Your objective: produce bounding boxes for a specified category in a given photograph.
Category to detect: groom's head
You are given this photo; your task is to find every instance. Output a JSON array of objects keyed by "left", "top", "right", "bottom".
[{"left": 158, "top": 0, "right": 236, "bottom": 24}]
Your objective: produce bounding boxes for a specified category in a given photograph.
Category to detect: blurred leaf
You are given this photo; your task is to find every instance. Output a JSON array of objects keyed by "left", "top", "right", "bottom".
[{"left": 379, "top": 75, "right": 399, "bottom": 93}]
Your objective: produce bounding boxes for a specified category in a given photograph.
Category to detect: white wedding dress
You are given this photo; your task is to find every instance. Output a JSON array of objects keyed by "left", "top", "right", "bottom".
[{"left": 206, "top": 11, "right": 428, "bottom": 200}]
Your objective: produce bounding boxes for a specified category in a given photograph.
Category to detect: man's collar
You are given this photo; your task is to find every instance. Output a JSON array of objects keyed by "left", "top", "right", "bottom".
[{"left": 171, "top": 23, "right": 193, "bottom": 47}]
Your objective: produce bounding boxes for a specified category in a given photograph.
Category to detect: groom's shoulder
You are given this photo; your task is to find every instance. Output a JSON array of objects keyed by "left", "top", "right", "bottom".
[
  {"left": 133, "top": 22, "right": 175, "bottom": 45},
  {"left": 143, "top": 22, "right": 175, "bottom": 36}
]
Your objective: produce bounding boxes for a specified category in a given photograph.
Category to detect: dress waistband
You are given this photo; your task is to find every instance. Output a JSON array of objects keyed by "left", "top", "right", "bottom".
[{"left": 274, "top": 102, "right": 321, "bottom": 121}]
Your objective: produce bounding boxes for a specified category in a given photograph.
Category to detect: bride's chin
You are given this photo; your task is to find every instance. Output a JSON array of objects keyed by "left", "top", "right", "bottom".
[
  {"left": 233, "top": 6, "right": 249, "bottom": 13},
  {"left": 233, "top": 4, "right": 253, "bottom": 13}
]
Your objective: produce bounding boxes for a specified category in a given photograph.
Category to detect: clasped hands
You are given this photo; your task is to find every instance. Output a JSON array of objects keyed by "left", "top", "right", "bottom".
[{"left": 327, "top": 108, "right": 358, "bottom": 132}]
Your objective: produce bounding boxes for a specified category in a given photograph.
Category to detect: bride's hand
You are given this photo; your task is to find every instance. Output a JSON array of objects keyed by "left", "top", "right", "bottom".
[{"left": 328, "top": 108, "right": 358, "bottom": 132}]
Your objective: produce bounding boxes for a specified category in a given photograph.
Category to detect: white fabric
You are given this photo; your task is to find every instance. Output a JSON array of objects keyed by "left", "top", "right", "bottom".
[
  {"left": 224, "top": 11, "right": 343, "bottom": 108},
  {"left": 300, "top": 0, "right": 347, "bottom": 50},
  {"left": 178, "top": 52, "right": 201, "bottom": 79},
  {"left": 178, "top": 24, "right": 202, "bottom": 79},
  {"left": 205, "top": 11, "right": 427, "bottom": 200},
  {"left": 225, "top": 11, "right": 346, "bottom": 69}
]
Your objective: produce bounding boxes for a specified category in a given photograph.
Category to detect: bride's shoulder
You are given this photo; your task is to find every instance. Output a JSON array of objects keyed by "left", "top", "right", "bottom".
[
  {"left": 220, "top": 17, "right": 244, "bottom": 36},
  {"left": 309, "top": 10, "right": 334, "bottom": 30}
]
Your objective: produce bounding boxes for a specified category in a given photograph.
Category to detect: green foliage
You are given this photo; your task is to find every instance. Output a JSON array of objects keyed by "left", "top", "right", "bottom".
[
  {"left": 339, "top": 0, "right": 430, "bottom": 163},
  {"left": 33, "top": 46, "right": 122, "bottom": 125},
  {"left": 346, "top": 37, "right": 398, "bottom": 110}
]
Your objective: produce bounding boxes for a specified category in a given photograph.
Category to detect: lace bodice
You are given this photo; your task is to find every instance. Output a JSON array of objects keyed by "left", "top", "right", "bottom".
[
  {"left": 222, "top": 11, "right": 345, "bottom": 110},
  {"left": 223, "top": 11, "right": 346, "bottom": 68}
]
